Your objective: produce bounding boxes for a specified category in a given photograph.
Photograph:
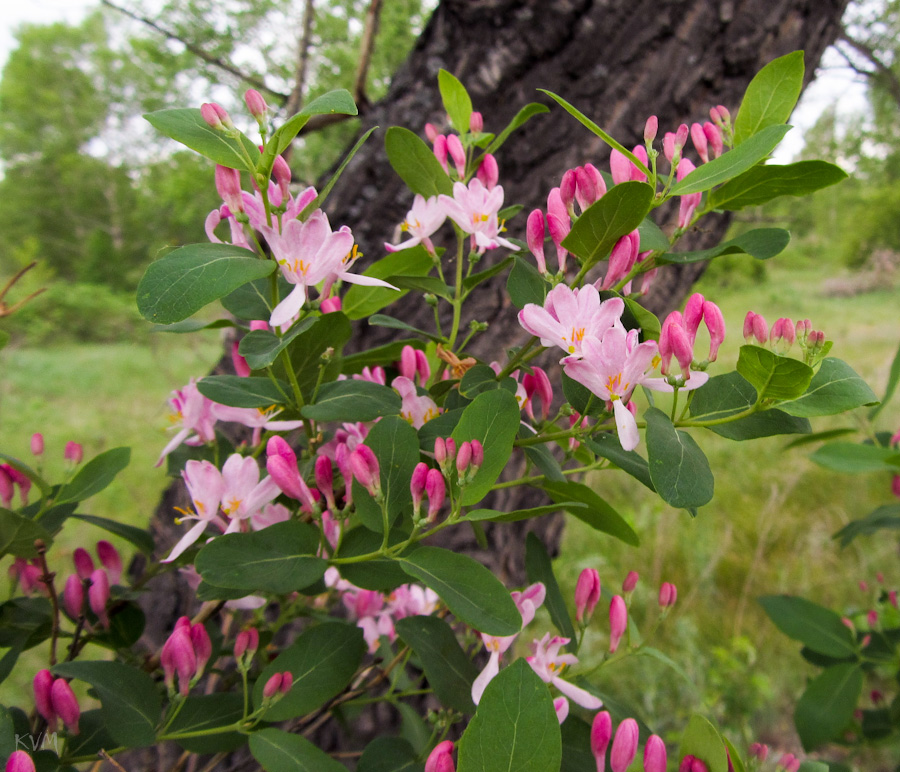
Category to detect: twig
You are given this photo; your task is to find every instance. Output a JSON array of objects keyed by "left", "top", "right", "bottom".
[
  {"left": 283, "top": 0, "right": 316, "bottom": 118},
  {"left": 99, "top": 750, "right": 129, "bottom": 772},
  {"left": 353, "top": 0, "right": 384, "bottom": 109},
  {"left": 838, "top": 28, "right": 900, "bottom": 109},
  {"left": 34, "top": 540, "right": 60, "bottom": 666}
]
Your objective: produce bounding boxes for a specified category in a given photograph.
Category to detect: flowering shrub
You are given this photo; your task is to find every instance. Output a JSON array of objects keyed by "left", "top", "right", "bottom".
[{"left": 0, "top": 51, "right": 884, "bottom": 771}]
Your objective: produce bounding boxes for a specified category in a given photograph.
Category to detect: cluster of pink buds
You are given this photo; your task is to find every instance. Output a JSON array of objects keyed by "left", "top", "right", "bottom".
[
  {"left": 33, "top": 670, "right": 80, "bottom": 734},
  {"left": 777, "top": 753, "right": 801, "bottom": 772},
  {"left": 233, "top": 627, "right": 260, "bottom": 669},
  {"left": 62, "top": 541, "right": 121, "bottom": 627},
  {"left": 659, "top": 293, "right": 726, "bottom": 383},
  {"left": 410, "top": 462, "right": 445, "bottom": 523},
  {"left": 0, "top": 463, "right": 31, "bottom": 507},
  {"left": 679, "top": 755, "right": 711, "bottom": 772},
  {"left": 244, "top": 88, "right": 268, "bottom": 124},
  {"left": 5, "top": 751, "right": 36, "bottom": 772},
  {"left": 592, "top": 713, "right": 671, "bottom": 772},
  {"left": 575, "top": 568, "right": 601, "bottom": 623},
  {"left": 261, "top": 671, "right": 294, "bottom": 702},
  {"left": 161, "top": 616, "right": 212, "bottom": 696},
  {"left": 200, "top": 102, "right": 235, "bottom": 132},
  {"left": 659, "top": 581, "right": 678, "bottom": 611},
  {"left": 425, "top": 740, "right": 455, "bottom": 772},
  {"left": 743, "top": 312, "right": 826, "bottom": 361},
  {"left": 425, "top": 112, "right": 492, "bottom": 183},
  {"left": 349, "top": 444, "right": 382, "bottom": 499}
]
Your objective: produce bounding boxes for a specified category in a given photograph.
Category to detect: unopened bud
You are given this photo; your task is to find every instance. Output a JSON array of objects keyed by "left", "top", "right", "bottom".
[
  {"left": 575, "top": 568, "right": 601, "bottom": 623},
  {"left": 73, "top": 548, "right": 95, "bottom": 580},
  {"left": 622, "top": 570, "right": 639, "bottom": 593},
  {"left": 96, "top": 541, "right": 122, "bottom": 585},
  {"left": 215, "top": 165, "right": 244, "bottom": 213},
  {"left": 31, "top": 433, "right": 44, "bottom": 456},
  {"left": 244, "top": 89, "right": 268, "bottom": 120},
  {"left": 425, "top": 468, "right": 446, "bottom": 521},
  {"left": 424, "top": 123, "right": 439, "bottom": 143},
  {"left": 691, "top": 122, "right": 709, "bottom": 163},
  {"left": 434, "top": 437, "right": 447, "bottom": 465},
  {"left": 88, "top": 569, "right": 110, "bottom": 629},
  {"left": 426, "top": 740, "right": 455, "bottom": 772},
  {"left": 51, "top": 678, "right": 81, "bottom": 735},
  {"left": 644, "top": 115, "right": 658, "bottom": 144},
  {"left": 609, "top": 717, "right": 639, "bottom": 772},
  {"left": 447, "top": 134, "right": 466, "bottom": 177},
  {"left": 432, "top": 135, "right": 449, "bottom": 173},
  {"left": 702, "top": 300, "right": 726, "bottom": 362},
  {"left": 33, "top": 669, "right": 56, "bottom": 724},
  {"left": 64, "top": 442, "right": 83, "bottom": 464},
  {"left": 262, "top": 672, "right": 284, "bottom": 700},
  {"left": 559, "top": 169, "right": 577, "bottom": 214},
  {"left": 679, "top": 755, "right": 709, "bottom": 772},
  {"left": 748, "top": 743, "right": 768, "bottom": 761},
  {"left": 456, "top": 441, "right": 473, "bottom": 475},
  {"left": 470, "top": 439, "right": 484, "bottom": 469},
  {"left": 608, "top": 595, "right": 627, "bottom": 653},
  {"left": 349, "top": 445, "right": 381, "bottom": 497},
  {"left": 526, "top": 209, "right": 548, "bottom": 274},
  {"left": 234, "top": 628, "right": 259, "bottom": 663},
  {"left": 477, "top": 153, "right": 499, "bottom": 189},
  {"left": 6, "top": 751, "right": 37, "bottom": 772},
  {"left": 410, "top": 462, "right": 429, "bottom": 516},
  {"left": 659, "top": 581, "right": 678, "bottom": 609},
  {"left": 63, "top": 574, "right": 84, "bottom": 619},
  {"left": 201, "top": 102, "right": 233, "bottom": 130},
  {"left": 469, "top": 112, "right": 483, "bottom": 133},
  {"left": 591, "top": 711, "right": 612, "bottom": 763},
  {"left": 643, "top": 735, "right": 667, "bottom": 772}
]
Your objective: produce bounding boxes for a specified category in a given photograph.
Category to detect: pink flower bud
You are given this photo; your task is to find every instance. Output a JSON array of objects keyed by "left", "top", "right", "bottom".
[
  {"left": 477, "top": 153, "right": 499, "bottom": 189},
  {"left": 72, "top": 548, "right": 95, "bottom": 581},
  {"left": 426, "top": 740, "right": 455, "bottom": 772},
  {"left": 88, "top": 568, "right": 110, "bottom": 629},
  {"left": 267, "top": 437, "right": 315, "bottom": 508},
  {"left": 200, "top": 102, "right": 226, "bottom": 129},
  {"left": 546, "top": 210, "right": 571, "bottom": 273},
  {"left": 234, "top": 628, "right": 259, "bottom": 661},
  {"left": 743, "top": 312, "right": 768, "bottom": 345},
  {"left": 716, "top": 105, "right": 731, "bottom": 124},
  {"left": 424, "top": 123, "right": 439, "bottom": 143},
  {"left": 444, "top": 438, "right": 457, "bottom": 460},
  {"left": 675, "top": 123, "right": 689, "bottom": 150},
  {"left": 244, "top": 89, "right": 268, "bottom": 119},
  {"left": 658, "top": 582, "right": 677, "bottom": 609},
  {"left": 553, "top": 696, "right": 569, "bottom": 723},
  {"left": 434, "top": 437, "right": 447, "bottom": 465},
  {"left": 644, "top": 115, "right": 658, "bottom": 144},
  {"left": 574, "top": 165, "right": 601, "bottom": 211},
  {"left": 889, "top": 590, "right": 898, "bottom": 608},
  {"left": 523, "top": 367, "right": 553, "bottom": 422},
  {"left": 414, "top": 349, "right": 431, "bottom": 383},
  {"left": 610, "top": 718, "right": 639, "bottom": 772},
  {"left": 315, "top": 455, "right": 337, "bottom": 510},
  {"left": 63, "top": 574, "right": 84, "bottom": 619},
  {"left": 425, "top": 468, "right": 446, "bottom": 521},
  {"left": 96, "top": 541, "right": 122, "bottom": 585},
  {"left": 64, "top": 442, "right": 83, "bottom": 464},
  {"left": 748, "top": 743, "right": 768, "bottom": 761},
  {"left": 609, "top": 595, "right": 627, "bottom": 653},
  {"left": 622, "top": 570, "right": 639, "bottom": 593},
  {"left": 702, "top": 300, "right": 725, "bottom": 362},
  {"left": 163, "top": 627, "right": 197, "bottom": 695},
  {"left": 6, "top": 751, "right": 37, "bottom": 772},
  {"left": 215, "top": 165, "right": 244, "bottom": 213},
  {"left": 470, "top": 439, "right": 484, "bottom": 468},
  {"left": 231, "top": 341, "right": 251, "bottom": 377},
  {"left": 433, "top": 135, "right": 449, "bottom": 173},
  {"left": 190, "top": 623, "right": 213, "bottom": 672},
  {"left": 33, "top": 669, "right": 56, "bottom": 724},
  {"left": 0, "top": 467, "right": 12, "bottom": 507},
  {"left": 861, "top": 634, "right": 872, "bottom": 647},
  {"left": 272, "top": 154, "right": 292, "bottom": 198},
  {"left": 456, "top": 441, "right": 473, "bottom": 475},
  {"left": 400, "top": 345, "right": 419, "bottom": 381},
  {"left": 410, "top": 462, "right": 429, "bottom": 515},
  {"left": 250, "top": 320, "right": 270, "bottom": 332},
  {"left": 703, "top": 122, "right": 723, "bottom": 158},
  {"left": 51, "top": 678, "right": 80, "bottom": 735},
  {"left": 867, "top": 609, "right": 878, "bottom": 628},
  {"left": 859, "top": 580, "right": 869, "bottom": 592},
  {"left": 659, "top": 312, "right": 692, "bottom": 376},
  {"left": 679, "top": 755, "right": 710, "bottom": 772},
  {"left": 591, "top": 711, "right": 612, "bottom": 770},
  {"left": 447, "top": 134, "right": 466, "bottom": 177},
  {"left": 663, "top": 132, "right": 677, "bottom": 162},
  {"left": 683, "top": 293, "right": 705, "bottom": 344},
  {"left": 469, "top": 112, "right": 484, "bottom": 133},
  {"left": 350, "top": 445, "right": 380, "bottom": 497},
  {"left": 279, "top": 671, "right": 293, "bottom": 694},
  {"left": 609, "top": 149, "right": 632, "bottom": 186},
  {"left": 526, "top": 209, "right": 548, "bottom": 274},
  {"left": 691, "top": 123, "right": 709, "bottom": 163},
  {"left": 602, "top": 230, "right": 640, "bottom": 290},
  {"left": 644, "top": 735, "right": 667, "bottom": 772},
  {"left": 559, "top": 169, "right": 577, "bottom": 213},
  {"left": 575, "top": 568, "right": 601, "bottom": 622},
  {"left": 262, "top": 672, "right": 284, "bottom": 699},
  {"left": 31, "top": 433, "right": 44, "bottom": 456},
  {"left": 778, "top": 753, "right": 800, "bottom": 772}
]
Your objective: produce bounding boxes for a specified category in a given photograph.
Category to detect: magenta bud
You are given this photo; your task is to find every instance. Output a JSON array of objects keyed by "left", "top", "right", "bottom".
[
  {"left": 72, "top": 548, "right": 95, "bottom": 580},
  {"left": 190, "top": 623, "right": 213, "bottom": 672},
  {"left": 244, "top": 88, "right": 268, "bottom": 119},
  {"left": 31, "top": 433, "right": 44, "bottom": 456},
  {"left": 748, "top": 743, "right": 768, "bottom": 761},
  {"left": 456, "top": 441, "right": 473, "bottom": 475},
  {"left": 272, "top": 153, "right": 292, "bottom": 195},
  {"left": 609, "top": 149, "right": 632, "bottom": 185},
  {"left": 523, "top": 368, "right": 553, "bottom": 422},
  {"left": 231, "top": 341, "right": 251, "bottom": 377},
  {"left": 444, "top": 438, "right": 457, "bottom": 460},
  {"left": 553, "top": 696, "right": 569, "bottom": 723},
  {"left": 559, "top": 169, "right": 577, "bottom": 213},
  {"left": 477, "top": 153, "right": 499, "bottom": 189},
  {"left": 63, "top": 574, "right": 84, "bottom": 619},
  {"left": 659, "top": 581, "right": 677, "bottom": 609},
  {"left": 643, "top": 735, "right": 667, "bottom": 772},
  {"left": 778, "top": 754, "right": 799, "bottom": 772},
  {"left": 432, "top": 134, "right": 449, "bottom": 172},
  {"left": 96, "top": 540, "right": 122, "bottom": 585},
  {"left": 33, "top": 669, "right": 56, "bottom": 724},
  {"left": 426, "top": 741, "right": 455, "bottom": 772},
  {"left": 424, "top": 123, "right": 439, "bottom": 143},
  {"left": 608, "top": 595, "right": 627, "bottom": 653},
  {"left": 683, "top": 293, "right": 705, "bottom": 344},
  {"left": 88, "top": 569, "right": 110, "bottom": 629},
  {"left": 526, "top": 209, "right": 548, "bottom": 274},
  {"left": 6, "top": 750, "right": 37, "bottom": 772},
  {"left": 470, "top": 439, "right": 484, "bottom": 468},
  {"left": 575, "top": 568, "right": 601, "bottom": 623},
  {"left": 663, "top": 132, "right": 677, "bottom": 162},
  {"left": 400, "top": 345, "right": 418, "bottom": 380},
  {"left": 425, "top": 468, "right": 446, "bottom": 521},
  {"left": 702, "top": 301, "right": 726, "bottom": 362},
  {"left": 691, "top": 122, "right": 709, "bottom": 163},
  {"left": 235, "top": 627, "right": 259, "bottom": 661},
  {"left": 350, "top": 445, "right": 380, "bottom": 496},
  {"left": 64, "top": 442, "right": 83, "bottom": 464},
  {"left": 703, "top": 122, "right": 724, "bottom": 158},
  {"left": 717, "top": 105, "right": 731, "bottom": 123},
  {"left": 262, "top": 672, "right": 284, "bottom": 699},
  {"left": 410, "top": 462, "right": 429, "bottom": 515},
  {"left": 250, "top": 320, "right": 270, "bottom": 332},
  {"left": 315, "top": 455, "right": 336, "bottom": 510},
  {"left": 200, "top": 102, "right": 224, "bottom": 129},
  {"left": 414, "top": 349, "right": 431, "bottom": 383},
  {"left": 215, "top": 165, "right": 244, "bottom": 213},
  {"left": 447, "top": 133, "right": 466, "bottom": 177},
  {"left": 609, "top": 718, "right": 639, "bottom": 772},
  {"left": 434, "top": 437, "right": 447, "bottom": 465},
  {"left": 165, "top": 628, "right": 197, "bottom": 695},
  {"left": 675, "top": 123, "right": 690, "bottom": 149},
  {"left": 51, "top": 678, "right": 80, "bottom": 735},
  {"left": 591, "top": 713, "right": 612, "bottom": 772},
  {"left": 603, "top": 230, "right": 640, "bottom": 290},
  {"left": 644, "top": 115, "right": 658, "bottom": 144},
  {"left": 0, "top": 468, "right": 12, "bottom": 507},
  {"left": 469, "top": 111, "right": 484, "bottom": 133},
  {"left": 622, "top": 570, "right": 639, "bottom": 593}
]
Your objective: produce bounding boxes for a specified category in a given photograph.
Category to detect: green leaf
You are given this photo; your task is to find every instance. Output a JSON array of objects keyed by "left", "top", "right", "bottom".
[
  {"left": 397, "top": 547, "right": 521, "bottom": 636},
  {"left": 507, "top": 256, "right": 548, "bottom": 309},
  {"left": 560, "top": 717, "right": 595, "bottom": 772},
  {"left": 358, "top": 737, "right": 423, "bottom": 772},
  {"left": 337, "top": 530, "right": 410, "bottom": 591},
  {"left": 688, "top": 371, "right": 811, "bottom": 440},
  {"left": 0, "top": 508, "right": 52, "bottom": 559},
  {"left": 301, "top": 380, "right": 401, "bottom": 422},
  {"left": 709, "top": 161, "right": 848, "bottom": 210},
  {"left": 451, "top": 390, "right": 521, "bottom": 505},
  {"left": 783, "top": 427, "right": 857, "bottom": 449},
  {"left": 521, "top": 429, "right": 565, "bottom": 481},
  {"left": 53, "top": 661, "right": 161, "bottom": 748},
  {"left": 352, "top": 416, "right": 420, "bottom": 533},
  {"left": 733, "top": 51, "right": 804, "bottom": 145},
  {"left": 250, "top": 727, "right": 348, "bottom": 772},
  {"left": 677, "top": 715, "right": 729, "bottom": 772},
  {"left": 736, "top": 345, "right": 814, "bottom": 402},
  {"left": 144, "top": 107, "right": 259, "bottom": 170},
  {"left": 395, "top": 615, "right": 479, "bottom": 713},
  {"left": 623, "top": 297, "right": 661, "bottom": 340},
  {"left": 463, "top": 256, "right": 514, "bottom": 293},
  {"left": 368, "top": 314, "right": 444, "bottom": 343},
  {"left": 525, "top": 532, "right": 577, "bottom": 642},
  {"left": 561, "top": 181, "right": 654, "bottom": 266},
  {"left": 465, "top": 503, "right": 575, "bottom": 523},
  {"left": 166, "top": 693, "right": 245, "bottom": 754},
  {"left": 458, "top": 659, "right": 561, "bottom": 772},
  {"left": 71, "top": 514, "right": 154, "bottom": 554},
  {"left": 221, "top": 273, "right": 293, "bottom": 320},
  {"left": 584, "top": 434, "right": 655, "bottom": 491},
  {"left": 387, "top": 274, "right": 452, "bottom": 299},
  {"left": 758, "top": 595, "right": 856, "bottom": 658},
  {"left": 252, "top": 622, "right": 365, "bottom": 720},
  {"left": 459, "top": 364, "right": 503, "bottom": 398},
  {"left": 780, "top": 358, "right": 878, "bottom": 417},
  {"left": 0, "top": 330, "right": 8, "bottom": 351},
  {"left": 638, "top": 218, "right": 669, "bottom": 252},
  {"left": 386, "top": 127, "right": 454, "bottom": 198},
  {"left": 540, "top": 480, "right": 639, "bottom": 545},
  {"left": 809, "top": 443, "right": 900, "bottom": 474},
  {"left": 197, "top": 375, "right": 289, "bottom": 408},
  {"left": 484, "top": 102, "right": 550, "bottom": 157},
  {"left": 657, "top": 228, "right": 790, "bottom": 264},
  {"left": 0, "top": 597, "right": 52, "bottom": 676},
  {"left": 65, "top": 708, "right": 119, "bottom": 758},
  {"left": 56, "top": 447, "right": 131, "bottom": 505},
  {"left": 833, "top": 504, "right": 900, "bottom": 547},
  {"left": 137, "top": 244, "right": 275, "bottom": 324},
  {"left": 150, "top": 318, "right": 237, "bottom": 334},
  {"left": 438, "top": 69, "right": 473, "bottom": 134},
  {"left": 645, "top": 408, "right": 714, "bottom": 509},
  {"left": 237, "top": 319, "right": 317, "bottom": 370},
  {"left": 795, "top": 664, "right": 863, "bottom": 751},
  {"left": 870, "top": 338, "right": 900, "bottom": 420},
  {"left": 286, "top": 313, "right": 353, "bottom": 400},
  {"left": 196, "top": 521, "right": 326, "bottom": 594},
  {"left": 259, "top": 89, "right": 358, "bottom": 174},
  {"left": 343, "top": 247, "right": 434, "bottom": 320},
  {"left": 669, "top": 125, "right": 792, "bottom": 195}
]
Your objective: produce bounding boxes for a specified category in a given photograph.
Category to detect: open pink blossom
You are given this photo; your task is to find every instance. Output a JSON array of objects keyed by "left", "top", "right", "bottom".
[
  {"left": 218, "top": 454, "right": 281, "bottom": 529},
  {"left": 385, "top": 194, "right": 446, "bottom": 253},
  {"left": 518, "top": 284, "right": 625, "bottom": 359},
  {"left": 163, "top": 460, "right": 227, "bottom": 563},
  {"left": 439, "top": 178, "right": 517, "bottom": 253},
  {"left": 156, "top": 379, "right": 218, "bottom": 467},
  {"left": 392, "top": 376, "right": 441, "bottom": 428},
  {"left": 526, "top": 633, "right": 603, "bottom": 709},
  {"left": 212, "top": 404, "right": 304, "bottom": 446}
]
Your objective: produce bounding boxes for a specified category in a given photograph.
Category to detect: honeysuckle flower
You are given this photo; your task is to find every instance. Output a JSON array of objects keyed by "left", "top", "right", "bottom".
[
  {"left": 387, "top": 584, "right": 439, "bottom": 618},
  {"left": 157, "top": 379, "right": 218, "bottom": 467},
  {"left": 591, "top": 711, "right": 613, "bottom": 772},
  {"left": 393, "top": 376, "right": 441, "bottom": 428},
  {"left": 554, "top": 696, "right": 570, "bottom": 723},
  {"left": 218, "top": 454, "right": 281, "bottom": 529},
  {"left": 205, "top": 205, "right": 253, "bottom": 250},
  {"left": 426, "top": 740, "right": 456, "bottom": 772},
  {"left": 251, "top": 502, "right": 291, "bottom": 531},
  {"left": 643, "top": 735, "right": 667, "bottom": 772},
  {"left": 212, "top": 404, "right": 304, "bottom": 446},
  {"left": 526, "top": 633, "right": 603, "bottom": 709},
  {"left": 385, "top": 194, "right": 446, "bottom": 253},
  {"left": 518, "top": 284, "right": 625, "bottom": 359},
  {"left": 439, "top": 178, "right": 517, "bottom": 253},
  {"left": 161, "top": 459, "right": 225, "bottom": 562},
  {"left": 610, "top": 718, "right": 639, "bottom": 772}
]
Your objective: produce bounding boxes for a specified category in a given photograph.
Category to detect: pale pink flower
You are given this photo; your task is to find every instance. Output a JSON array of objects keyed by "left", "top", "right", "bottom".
[
  {"left": 156, "top": 379, "right": 218, "bottom": 467},
  {"left": 439, "top": 178, "right": 517, "bottom": 253},
  {"left": 212, "top": 404, "right": 304, "bottom": 446},
  {"left": 393, "top": 376, "right": 441, "bottom": 428},
  {"left": 219, "top": 454, "right": 281, "bottom": 528},
  {"left": 526, "top": 633, "right": 603, "bottom": 709},
  {"left": 386, "top": 194, "right": 447, "bottom": 253}
]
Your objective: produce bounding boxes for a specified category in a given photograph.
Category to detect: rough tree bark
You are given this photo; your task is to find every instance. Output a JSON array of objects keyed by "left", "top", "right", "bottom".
[{"left": 132, "top": 0, "right": 849, "bottom": 768}]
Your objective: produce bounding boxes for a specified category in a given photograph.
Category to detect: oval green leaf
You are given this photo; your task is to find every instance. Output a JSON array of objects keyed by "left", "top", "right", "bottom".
[
  {"left": 645, "top": 407, "right": 714, "bottom": 509},
  {"left": 795, "top": 663, "right": 863, "bottom": 751},
  {"left": 301, "top": 380, "right": 401, "bottom": 422},
  {"left": 55, "top": 447, "right": 131, "bottom": 505},
  {"left": 758, "top": 595, "right": 857, "bottom": 658},
  {"left": 144, "top": 107, "right": 259, "bottom": 170},
  {"left": 250, "top": 727, "right": 348, "bottom": 772},
  {"left": 733, "top": 50, "right": 804, "bottom": 144},
  {"left": 197, "top": 375, "right": 289, "bottom": 408}
]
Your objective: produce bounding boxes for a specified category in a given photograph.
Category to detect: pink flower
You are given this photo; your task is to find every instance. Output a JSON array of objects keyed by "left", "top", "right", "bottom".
[
  {"left": 526, "top": 633, "right": 603, "bottom": 709},
  {"left": 212, "top": 403, "right": 303, "bottom": 447},
  {"left": 157, "top": 379, "right": 218, "bottom": 467},
  {"left": 6, "top": 751, "right": 36, "bottom": 772},
  {"left": 439, "top": 178, "right": 517, "bottom": 253},
  {"left": 426, "top": 740, "right": 455, "bottom": 772},
  {"left": 385, "top": 194, "right": 447, "bottom": 253},
  {"left": 162, "top": 460, "right": 227, "bottom": 563},
  {"left": 392, "top": 376, "right": 441, "bottom": 428}
]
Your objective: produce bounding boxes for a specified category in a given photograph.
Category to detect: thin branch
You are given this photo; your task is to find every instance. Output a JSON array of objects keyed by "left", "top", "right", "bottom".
[
  {"left": 353, "top": 0, "right": 384, "bottom": 110},
  {"left": 283, "top": 0, "right": 317, "bottom": 118},
  {"left": 100, "top": 0, "right": 288, "bottom": 101},
  {"left": 838, "top": 27, "right": 900, "bottom": 110}
]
